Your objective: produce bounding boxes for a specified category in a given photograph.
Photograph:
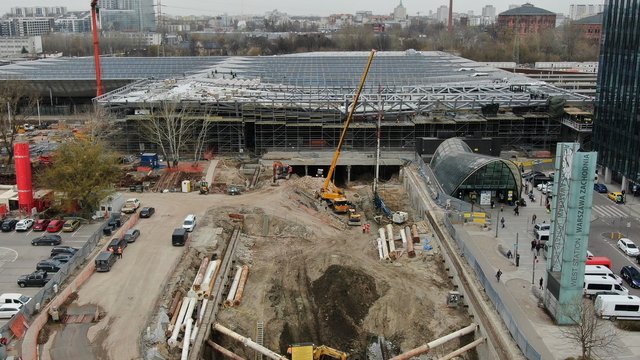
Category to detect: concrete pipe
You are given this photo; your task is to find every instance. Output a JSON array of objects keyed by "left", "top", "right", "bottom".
[
  {"left": 406, "top": 229, "right": 415, "bottom": 258},
  {"left": 224, "top": 265, "right": 243, "bottom": 307},
  {"left": 411, "top": 224, "right": 420, "bottom": 243},
  {"left": 168, "top": 297, "right": 190, "bottom": 347},
  {"left": 386, "top": 224, "right": 396, "bottom": 256},
  {"left": 168, "top": 298, "right": 183, "bottom": 332},
  {"left": 182, "top": 297, "right": 197, "bottom": 330},
  {"left": 207, "top": 340, "right": 245, "bottom": 360},
  {"left": 213, "top": 323, "right": 288, "bottom": 360},
  {"left": 389, "top": 323, "right": 477, "bottom": 360},
  {"left": 378, "top": 229, "right": 389, "bottom": 259},
  {"left": 193, "top": 257, "right": 210, "bottom": 291},
  {"left": 437, "top": 337, "right": 485, "bottom": 360},
  {"left": 169, "top": 290, "right": 184, "bottom": 317},
  {"left": 377, "top": 237, "right": 384, "bottom": 260},
  {"left": 233, "top": 265, "right": 250, "bottom": 306},
  {"left": 190, "top": 324, "right": 199, "bottom": 344},
  {"left": 181, "top": 318, "right": 193, "bottom": 360},
  {"left": 201, "top": 260, "right": 219, "bottom": 294},
  {"left": 400, "top": 227, "right": 408, "bottom": 247},
  {"left": 207, "top": 260, "right": 222, "bottom": 298}
]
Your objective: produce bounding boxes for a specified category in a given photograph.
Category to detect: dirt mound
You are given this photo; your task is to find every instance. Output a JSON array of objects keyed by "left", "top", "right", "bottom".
[{"left": 312, "top": 265, "right": 380, "bottom": 351}]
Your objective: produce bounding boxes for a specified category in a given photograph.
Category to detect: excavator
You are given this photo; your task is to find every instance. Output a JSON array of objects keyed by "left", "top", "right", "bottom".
[
  {"left": 288, "top": 344, "right": 347, "bottom": 360},
  {"left": 318, "top": 49, "right": 376, "bottom": 215},
  {"left": 273, "top": 161, "right": 292, "bottom": 182}
]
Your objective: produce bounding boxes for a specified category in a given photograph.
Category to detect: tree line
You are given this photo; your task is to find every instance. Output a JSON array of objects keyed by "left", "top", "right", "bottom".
[{"left": 42, "top": 22, "right": 599, "bottom": 63}]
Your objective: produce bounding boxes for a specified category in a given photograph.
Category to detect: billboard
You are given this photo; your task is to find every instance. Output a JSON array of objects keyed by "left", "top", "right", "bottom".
[{"left": 544, "top": 143, "right": 597, "bottom": 324}]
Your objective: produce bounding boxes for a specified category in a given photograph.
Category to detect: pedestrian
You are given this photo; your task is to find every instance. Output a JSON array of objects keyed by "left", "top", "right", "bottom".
[
  {"left": 506, "top": 250, "right": 512, "bottom": 259},
  {"left": 539, "top": 277, "right": 544, "bottom": 290},
  {"left": 116, "top": 246, "right": 123, "bottom": 259},
  {"left": 514, "top": 206, "right": 519, "bottom": 216},
  {"left": 496, "top": 269, "right": 502, "bottom": 282},
  {"left": 362, "top": 225, "right": 366, "bottom": 234},
  {"left": 532, "top": 214, "right": 537, "bottom": 224},
  {"left": 531, "top": 240, "right": 536, "bottom": 252},
  {"left": 536, "top": 243, "right": 541, "bottom": 256},
  {"left": 490, "top": 200, "right": 495, "bottom": 209},
  {"left": 501, "top": 217, "right": 505, "bottom": 228},
  {"left": 500, "top": 205, "right": 504, "bottom": 212}
]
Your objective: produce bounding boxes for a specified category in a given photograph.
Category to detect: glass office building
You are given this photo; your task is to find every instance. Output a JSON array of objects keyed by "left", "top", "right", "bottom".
[{"left": 593, "top": 0, "right": 640, "bottom": 189}]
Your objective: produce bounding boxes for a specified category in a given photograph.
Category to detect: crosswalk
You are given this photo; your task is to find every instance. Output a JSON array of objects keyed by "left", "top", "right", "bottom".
[{"left": 592, "top": 205, "right": 628, "bottom": 218}]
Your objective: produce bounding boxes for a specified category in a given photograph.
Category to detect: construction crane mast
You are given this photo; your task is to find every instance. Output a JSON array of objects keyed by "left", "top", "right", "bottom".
[
  {"left": 319, "top": 49, "right": 376, "bottom": 212},
  {"left": 91, "top": 0, "right": 104, "bottom": 97}
]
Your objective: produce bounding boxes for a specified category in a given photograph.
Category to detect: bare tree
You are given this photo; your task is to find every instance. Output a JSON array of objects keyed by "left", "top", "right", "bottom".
[
  {"left": 193, "top": 107, "right": 213, "bottom": 162},
  {"left": 560, "top": 296, "right": 618, "bottom": 359},
  {"left": 0, "top": 81, "right": 39, "bottom": 164},
  {"left": 141, "top": 101, "right": 195, "bottom": 168}
]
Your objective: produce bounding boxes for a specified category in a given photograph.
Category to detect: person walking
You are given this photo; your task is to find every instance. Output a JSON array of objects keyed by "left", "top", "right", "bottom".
[
  {"left": 501, "top": 217, "right": 505, "bottom": 228},
  {"left": 116, "top": 246, "right": 123, "bottom": 259},
  {"left": 532, "top": 214, "right": 537, "bottom": 224},
  {"left": 536, "top": 243, "right": 541, "bottom": 256},
  {"left": 539, "top": 277, "right": 544, "bottom": 290},
  {"left": 514, "top": 206, "right": 519, "bottom": 216},
  {"left": 531, "top": 240, "right": 536, "bottom": 252},
  {"left": 496, "top": 269, "right": 502, "bottom": 282}
]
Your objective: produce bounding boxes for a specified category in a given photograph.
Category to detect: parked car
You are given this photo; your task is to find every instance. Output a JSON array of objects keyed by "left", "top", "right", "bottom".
[
  {"left": 594, "top": 183, "right": 608, "bottom": 193},
  {"left": 50, "top": 246, "right": 79, "bottom": 257},
  {"left": 121, "top": 198, "right": 141, "bottom": 214},
  {"left": 46, "top": 220, "right": 65, "bottom": 233},
  {"left": 1, "top": 219, "right": 18, "bottom": 232},
  {"left": 637, "top": 254, "right": 640, "bottom": 264},
  {"left": 0, "top": 303, "right": 23, "bottom": 319},
  {"left": 183, "top": 214, "right": 197, "bottom": 232},
  {"left": 608, "top": 191, "right": 624, "bottom": 204},
  {"left": 123, "top": 229, "right": 140, "bottom": 243},
  {"left": 139, "top": 207, "right": 155, "bottom": 218},
  {"left": 620, "top": 266, "right": 640, "bottom": 288},
  {"left": 17, "top": 270, "right": 50, "bottom": 288},
  {"left": 618, "top": 238, "right": 640, "bottom": 256},
  {"left": 31, "top": 234, "right": 62, "bottom": 246},
  {"left": 36, "top": 259, "right": 63, "bottom": 273},
  {"left": 50, "top": 253, "right": 73, "bottom": 263},
  {"left": 15, "top": 219, "right": 34, "bottom": 231},
  {"left": 32, "top": 219, "right": 50, "bottom": 231},
  {"left": 62, "top": 219, "right": 81, "bottom": 232},
  {"left": 107, "top": 237, "right": 127, "bottom": 252},
  {"left": 0, "top": 293, "right": 31, "bottom": 306}
]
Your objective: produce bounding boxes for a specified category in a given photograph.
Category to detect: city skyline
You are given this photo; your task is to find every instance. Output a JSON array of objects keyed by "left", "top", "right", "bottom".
[{"left": 1, "top": 0, "right": 602, "bottom": 17}]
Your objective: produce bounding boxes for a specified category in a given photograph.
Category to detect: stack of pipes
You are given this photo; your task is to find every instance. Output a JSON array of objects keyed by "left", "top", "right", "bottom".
[
  {"left": 167, "top": 257, "right": 250, "bottom": 358},
  {"left": 377, "top": 224, "right": 425, "bottom": 261}
]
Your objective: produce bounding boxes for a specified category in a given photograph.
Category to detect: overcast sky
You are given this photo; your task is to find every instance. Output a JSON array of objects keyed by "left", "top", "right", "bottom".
[{"left": 1, "top": 1, "right": 597, "bottom": 17}]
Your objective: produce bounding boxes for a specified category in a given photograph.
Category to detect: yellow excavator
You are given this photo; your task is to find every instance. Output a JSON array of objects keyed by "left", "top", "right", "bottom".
[
  {"left": 318, "top": 49, "right": 376, "bottom": 215},
  {"left": 288, "top": 344, "right": 347, "bottom": 360}
]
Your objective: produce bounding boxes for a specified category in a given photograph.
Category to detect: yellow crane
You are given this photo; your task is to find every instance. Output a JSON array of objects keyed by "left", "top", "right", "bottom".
[{"left": 319, "top": 49, "right": 376, "bottom": 213}]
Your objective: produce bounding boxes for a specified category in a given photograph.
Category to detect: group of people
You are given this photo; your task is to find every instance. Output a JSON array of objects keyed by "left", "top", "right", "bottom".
[
  {"left": 108, "top": 246, "right": 123, "bottom": 259},
  {"left": 531, "top": 239, "right": 543, "bottom": 255}
]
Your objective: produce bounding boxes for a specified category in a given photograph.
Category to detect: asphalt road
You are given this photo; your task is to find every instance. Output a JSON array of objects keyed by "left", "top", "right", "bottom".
[
  {"left": 0, "top": 220, "right": 101, "bottom": 326},
  {"left": 588, "top": 191, "right": 640, "bottom": 296}
]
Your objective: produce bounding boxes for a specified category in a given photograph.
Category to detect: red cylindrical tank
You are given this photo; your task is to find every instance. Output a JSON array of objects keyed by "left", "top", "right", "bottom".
[{"left": 14, "top": 143, "right": 33, "bottom": 212}]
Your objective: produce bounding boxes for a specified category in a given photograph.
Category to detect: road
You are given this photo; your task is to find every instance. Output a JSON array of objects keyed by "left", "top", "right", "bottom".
[{"left": 588, "top": 191, "right": 640, "bottom": 296}]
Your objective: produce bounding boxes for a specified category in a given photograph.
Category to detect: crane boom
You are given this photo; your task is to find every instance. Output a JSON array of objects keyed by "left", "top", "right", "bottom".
[
  {"left": 320, "top": 49, "right": 376, "bottom": 199},
  {"left": 91, "top": 0, "right": 104, "bottom": 97}
]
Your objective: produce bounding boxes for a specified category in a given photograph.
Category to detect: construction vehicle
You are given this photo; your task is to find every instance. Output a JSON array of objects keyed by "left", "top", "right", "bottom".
[
  {"left": 288, "top": 344, "right": 347, "bottom": 360},
  {"left": 318, "top": 49, "right": 376, "bottom": 215},
  {"left": 199, "top": 181, "right": 209, "bottom": 195},
  {"left": 347, "top": 208, "right": 362, "bottom": 226},
  {"left": 273, "top": 161, "right": 292, "bottom": 182}
]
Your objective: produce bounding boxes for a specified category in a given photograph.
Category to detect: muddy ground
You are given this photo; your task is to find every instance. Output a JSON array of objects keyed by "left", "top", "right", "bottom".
[{"left": 159, "top": 166, "right": 473, "bottom": 359}]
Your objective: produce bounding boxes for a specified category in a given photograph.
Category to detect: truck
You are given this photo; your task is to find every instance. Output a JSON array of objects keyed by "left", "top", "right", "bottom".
[
  {"left": 17, "top": 270, "right": 50, "bottom": 288},
  {"left": 121, "top": 198, "right": 141, "bottom": 214}
]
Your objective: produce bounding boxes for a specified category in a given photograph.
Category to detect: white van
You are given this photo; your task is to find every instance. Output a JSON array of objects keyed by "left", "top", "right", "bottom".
[
  {"left": 583, "top": 275, "right": 629, "bottom": 298},
  {"left": 183, "top": 214, "right": 197, "bottom": 232},
  {"left": 595, "top": 295, "right": 640, "bottom": 320},
  {"left": 584, "top": 265, "right": 623, "bottom": 285},
  {"left": 0, "top": 293, "right": 31, "bottom": 306}
]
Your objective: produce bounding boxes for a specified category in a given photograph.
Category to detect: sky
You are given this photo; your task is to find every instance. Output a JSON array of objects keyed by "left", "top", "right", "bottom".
[{"left": 0, "top": 1, "right": 596, "bottom": 17}]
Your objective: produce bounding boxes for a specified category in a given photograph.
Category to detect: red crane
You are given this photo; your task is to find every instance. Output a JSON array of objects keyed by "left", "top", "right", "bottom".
[{"left": 91, "top": 0, "right": 104, "bottom": 96}]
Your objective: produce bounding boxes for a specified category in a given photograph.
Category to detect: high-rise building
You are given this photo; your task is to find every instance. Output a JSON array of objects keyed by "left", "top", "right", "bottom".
[
  {"left": 593, "top": 0, "right": 640, "bottom": 191},
  {"left": 10, "top": 7, "right": 67, "bottom": 17},
  {"left": 11, "top": 18, "right": 55, "bottom": 36},
  {"left": 55, "top": 12, "right": 92, "bottom": 33},
  {"left": 569, "top": 3, "right": 607, "bottom": 20},
  {"left": 99, "top": 0, "right": 156, "bottom": 31},
  {"left": 482, "top": 5, "right": 496, "bottom": 18},
  {"left": 436, "top": 5, "right": 449, "bottom": 23},
  {"left": 393, "top": 0, "right": 407, "bottom": 21}
]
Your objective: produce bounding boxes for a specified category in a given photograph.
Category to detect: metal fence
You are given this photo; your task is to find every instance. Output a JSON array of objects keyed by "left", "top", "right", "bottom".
[
  {"left": 0, "top": 219, "right": 109, "bottom": 336},
  {"left": 442, "top": 215, "right": 541, "bottom": 360}
]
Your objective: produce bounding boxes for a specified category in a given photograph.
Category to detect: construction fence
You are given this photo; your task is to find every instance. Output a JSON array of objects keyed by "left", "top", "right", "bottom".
[{"left": 442, "top": 215, "right": 541, "bottom": 360}]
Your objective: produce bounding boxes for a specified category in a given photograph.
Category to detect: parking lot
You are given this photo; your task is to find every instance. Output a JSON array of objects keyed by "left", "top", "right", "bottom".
[{"left": 0, "top": 219, "right": 102, "bottom": 325}]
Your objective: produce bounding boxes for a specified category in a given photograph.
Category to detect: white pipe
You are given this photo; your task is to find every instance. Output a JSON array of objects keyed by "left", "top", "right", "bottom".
[
  {"left": 168, "top": 297, "right": 190, "bottom": 347},
  {"left": 190, "top": 324, "right": 199, "bottom": 344},
  {"left": 437, "top": 337, "right": 485, "bottom": 360},
  {"left": 182, "top": 297, "right": 197, "bottom": 329},
  {"left": 181, "top": 318, "right": 193, "bottom": 360},
  {"left": 389, "top": 323, "right": 477, "bottom": 360},
  {"left": 386, "top": 224, "right": 396, "bottom": 255},
  {"left": 198, "top": 299, "right": 209, "bottom": 325},
  {"left": 214, "top": 323, "right": 288, "bottom": 360},
  {"left": 377, "top": 237, "right": 384, "bottom": 260},
  {"left": 400, "top": 227, "right": 408, "bottom": 247},
  {"left": 201, "top": 260, "right": 219, "bottom": 293},
  {"left": 225, "top": 265, "right": 243, "bottom": 307},
  {"left": 379, "top": 229, "right": 389, "bottom": 259}
]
